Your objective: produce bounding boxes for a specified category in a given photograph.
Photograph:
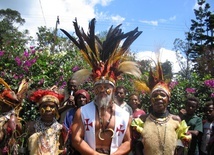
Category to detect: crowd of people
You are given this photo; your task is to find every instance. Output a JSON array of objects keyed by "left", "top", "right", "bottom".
[{"left": 0, "top": 18, "right": 213, "bottom": 155}]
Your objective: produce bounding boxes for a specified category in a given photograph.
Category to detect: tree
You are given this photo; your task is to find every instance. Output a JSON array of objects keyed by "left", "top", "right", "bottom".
[
  {"left": 173, "top": 38, "right": 192, "bottom": 79},
  {"left": 186, "top": 0, "right": 214, "bottom": 76},
  {"left": 162, "top": 60, "right": 173, "bottom": 80},
  {"left": 0, "top": 8, "right": 29, "bottom": 51}
]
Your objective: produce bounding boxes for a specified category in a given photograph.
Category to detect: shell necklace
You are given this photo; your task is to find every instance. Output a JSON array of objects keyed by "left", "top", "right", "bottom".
[
  {"left": 96, "top": 105, "right": 114, "bottom": 140},
  {"left": 149, "top": 114, "right": 170, "bottom": 155}
]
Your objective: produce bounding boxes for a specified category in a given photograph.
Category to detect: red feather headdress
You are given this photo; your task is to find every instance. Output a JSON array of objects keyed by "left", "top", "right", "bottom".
[
  {"left": 61, "top": 18, "right": 142, "bottom": 86},
  {"left": 29, "top": 89, "right": 64, "bottom": 107}
]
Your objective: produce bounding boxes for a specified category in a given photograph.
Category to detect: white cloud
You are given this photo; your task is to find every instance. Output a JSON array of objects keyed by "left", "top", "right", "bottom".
[
  {"left": 140, "top": 15, "right": 176, "bottom": 26},
  {"left": 139, "top": 20, "right": 158, "bottom": 26},
  {"left": 135, "top": 48, "right": 181, "bottom": 73},
  {"left": 25, "top": 0, "right": 98, "bottom": 37},
  {"left": 91, "top": 0, "right": 113, "bottom": 6},
  {"left": 111, "top": 15, "right": 125, "bottom": 24},
  {"left": 169, "top": 16, "right": 176, "bottom": 21},
  {"left": 0, "top": 0, "right": 118, "bottom": 38}
]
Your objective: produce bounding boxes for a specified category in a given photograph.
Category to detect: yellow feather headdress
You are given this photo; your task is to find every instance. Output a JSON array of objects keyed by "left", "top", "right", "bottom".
[{"left": 61, "top": 18, "right": 142, "bottom": 86}]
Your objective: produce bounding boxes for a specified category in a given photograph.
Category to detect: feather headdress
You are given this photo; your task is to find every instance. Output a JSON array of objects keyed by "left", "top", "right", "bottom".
[
  {"left": 134, "top": 56, "right": 171, "bottom": 97},
  {"left": 29, "top": 89, "right": 64, "bottom": 107},
  {"left": 0, "top": 78, "right": 29, "bottom": 108},
  {"left": 61, "top": 18, "right": 142, "bottom": 86}
]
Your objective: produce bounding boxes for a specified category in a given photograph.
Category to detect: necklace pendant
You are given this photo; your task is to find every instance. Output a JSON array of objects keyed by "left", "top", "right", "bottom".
[{"left": 98, "top": 129, "right": 105, "bottom": 141}]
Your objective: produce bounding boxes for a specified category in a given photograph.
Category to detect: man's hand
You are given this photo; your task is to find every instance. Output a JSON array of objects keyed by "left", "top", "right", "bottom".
[{"left": 66, "top": 95, "right": 75, "bottom": 107}]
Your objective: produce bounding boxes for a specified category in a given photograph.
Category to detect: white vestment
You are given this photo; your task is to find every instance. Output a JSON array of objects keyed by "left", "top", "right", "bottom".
[{"left": 81, "top": 101, "right": 129, "bottom": 154}]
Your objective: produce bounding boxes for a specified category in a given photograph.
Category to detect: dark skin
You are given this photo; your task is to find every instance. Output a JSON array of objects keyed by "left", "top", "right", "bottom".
[
  {"left": 129, "top": 94, "right": 141, "bottom": 111},
  {"left": 27, "top": 101, "right": 58, "bottom": 135},
  {"left": 58, "top": 79, "right": 78, "bottom": 114},
  {"left": 139, "top": 90, "right": 183, "bottom": 154},
  {"left": 151, "top": 90, "right": 168, "bottom": 112},
  {"left": 140, "top": 90, "right": 180, "bottom": 121},
  {"left": 204, "top": 104, "right": 214, "bottom": 122},
  {"left": 114, "top": 87, "right": 126, "bottom": 105},
  {"left": 179, "top": 100, "right": 199, "bottom": 136},
  {"left": 76, "top": 94, "right": 87, "bottom": 108},
  {"left": 27, "top": 102, "right": 65, "bottom": 151}
]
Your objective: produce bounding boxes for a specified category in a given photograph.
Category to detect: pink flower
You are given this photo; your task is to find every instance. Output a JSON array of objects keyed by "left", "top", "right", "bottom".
[
  {"left": 2, "top": 146, "right": 9, "bottom": 154},
  {"left": 38, "top": 78, "right": 44, "bottom": 85},
  {"left": 204, "top": 79, "right": 214, "bottom": 88},
  {"left": 0, "top": 50, "right": 4, "bottom": 56},
  {"left": 15, "top": 57, "right": 22, "bottom": 66},
  {"left": 169, "top": 81, "right": 179, "bottom": 89},
  {"left": 72, "top": 66, "right": 80, "bottom": 72},
  {"left": 23, "top": 50, "right": 29, "bottom": 58},
  {"left": 185, "top": 88, "right": 196, "bottom": 93}
]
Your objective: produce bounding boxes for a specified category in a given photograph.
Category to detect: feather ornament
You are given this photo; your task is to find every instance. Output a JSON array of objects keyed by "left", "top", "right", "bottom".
[
  {"left": 0, "top": 77, "right": 11, "bottom": 90},
  {"left": 61, "top": 18, "right": 142, "bottom": 85},
  {"left": 118, "top": 61, "right": 141, "bottom": 78},
  {"left": 0, "top": 78, "right": 29, "bottom": 111},
  {"left": 72, "top": 69, "right": 91, "bottom": 85},
  {"left": 133, "top": 55, "right": 171, "bottom": 96},
  {"left": 148, "top": 56, "right": 164, "bottom": 89},
  {"left": 133, "top": 80, "right": 150, "bottom": 93},
  {"left": 17, "top": 78, "right": 29, "bottom": 102}
]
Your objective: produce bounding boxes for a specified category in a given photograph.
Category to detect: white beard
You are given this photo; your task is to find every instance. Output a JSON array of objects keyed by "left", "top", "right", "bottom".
[{"left": 94, "top": 93, "right": 112, "bottom": 109}]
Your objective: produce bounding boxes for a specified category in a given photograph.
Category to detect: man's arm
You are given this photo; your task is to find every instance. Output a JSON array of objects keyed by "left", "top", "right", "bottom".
[
  {"left": 71, "top": 108, "right": 104, "bottom": 155},
  {"left": 111, "top": 117, "right": 132, "bottom": 155},
  {"left": 58, "top": 95, "right": 75, "bottom": 114},
  {"left": 188, "top": 117, "right": 203, "bottom": 137}
]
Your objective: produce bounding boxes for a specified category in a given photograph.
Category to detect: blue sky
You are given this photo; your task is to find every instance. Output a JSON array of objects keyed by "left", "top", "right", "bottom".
[{"left": 0, "top": 0, "right": 213, "bottom": 72}]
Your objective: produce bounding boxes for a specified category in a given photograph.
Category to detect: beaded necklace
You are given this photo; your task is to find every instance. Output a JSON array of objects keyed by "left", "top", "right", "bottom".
[{"left": 34, "top": 117, "right": 60, "bottom": 155}]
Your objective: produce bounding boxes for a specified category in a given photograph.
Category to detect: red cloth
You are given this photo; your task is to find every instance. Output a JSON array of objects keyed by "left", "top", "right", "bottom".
[{"left": 133, "top": 109, "right": 146, "bottom": 118}]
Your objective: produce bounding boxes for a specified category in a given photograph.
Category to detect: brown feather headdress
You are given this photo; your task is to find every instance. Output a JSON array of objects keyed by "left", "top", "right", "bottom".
[{"left": 61, "top": 18, "right": 142, "bottom": 86}]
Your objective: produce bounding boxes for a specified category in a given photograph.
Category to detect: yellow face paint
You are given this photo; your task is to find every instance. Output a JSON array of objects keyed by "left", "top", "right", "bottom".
[
  {"left": 40, "top": 106, "right": 56, "bottom": 114},
  {"left": 41, "top": 107, "right": 46, "bottom": 114},
  {"left": 151, "top": 90, "right": 168, "bottom": 105},
  {"left": 46, "top": 106, "right": 51, "bottom": 111}
]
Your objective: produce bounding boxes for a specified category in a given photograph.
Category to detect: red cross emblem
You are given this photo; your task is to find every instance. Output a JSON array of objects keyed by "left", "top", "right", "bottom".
[
  {"left": 116, "top": 124, "right": 125, "bottom": 136},
  {"left": 84, "top": 118, "right": 93, "bottom": 131}
]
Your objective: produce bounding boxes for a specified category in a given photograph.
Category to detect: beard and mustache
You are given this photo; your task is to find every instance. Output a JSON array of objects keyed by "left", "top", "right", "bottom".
[{"left": 94, "top": 92, "right": 113, "bottom": 109}]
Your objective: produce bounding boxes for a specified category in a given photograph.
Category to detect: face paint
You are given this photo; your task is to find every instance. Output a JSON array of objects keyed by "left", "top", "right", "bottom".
[
  {"left": 51, "top": 107, "right": 56, "bottom": 114},
  {"left": 40, "top": 105, "right": 56, "bottom": 114},
  {"left": 151, "top": 90, "right": 169, "bottom": 106},
  {"left": 41, "top": 107, "right": 46, "bottom": 114}
]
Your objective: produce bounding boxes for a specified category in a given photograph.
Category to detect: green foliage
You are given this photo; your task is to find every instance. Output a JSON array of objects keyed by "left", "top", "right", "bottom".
[
  {"left": 128, "top": 72, "right": 214, "bottom": 116},
  {"left": 170, "top": 73, "right": 213, "bottom": 117}
]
